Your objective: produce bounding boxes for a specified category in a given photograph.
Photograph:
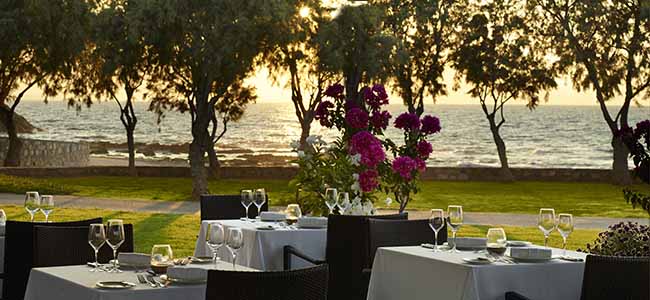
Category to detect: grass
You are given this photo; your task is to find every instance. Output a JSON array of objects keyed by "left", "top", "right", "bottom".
[
  {"left": 2, "top": 175, "right": 649, "bottom": 218},
  {"left": 1, "top": 205, "right": 600, "bottom": 256}
]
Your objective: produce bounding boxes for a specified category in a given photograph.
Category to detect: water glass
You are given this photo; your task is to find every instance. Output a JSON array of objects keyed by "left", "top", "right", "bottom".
[
  {"left": 151, "top": 244, "right": 174, "bottom": 274},
  {"left": 0, "top": 209, "right": 6, "bottom": 226},
  {"left": 337, "top": 192, "right": 350, "bottom": 214},
  {"left": 24, "top": 191, "right": 40, "bottom": 222},
  {"left": 324, "top": 188, "right": 338, "bottom": 215},
  {"left": 240, "top": 190, "right": 253, "bottom": 220},
  {"left": 286, "top": 204, "right": 302, "bottom": 225},
  {"left": 428, "top": 209, "right": 445, "bottom": 251},
  {"left": 106, "top": 219, "right": 125, "bottom": 272},
  {"left": 88, "top": 224, "right": 106, "bottom": 272},
  {"left": 447, "top": 205, "right": 463, "bottom": 252},
  {"left": 557, "top": 213, "right": 574, "bottom": 256},
  {"left": 206, "top": 222, "right": 225, "bottom": 268},
  {"left": 538, "top": 208, "right": 556, "bottom": 248},
  {"left": 253, "top": 188, "right": 266, "bottom": 218},
  {"left": 226, "top": 228, "right": 244, "bottom": 270},
  {"left": 486, "top": 228, "right": 507, "bottom": 257},
  {"left": 40, "top": 195, "right": 54, "bottom": 222}
]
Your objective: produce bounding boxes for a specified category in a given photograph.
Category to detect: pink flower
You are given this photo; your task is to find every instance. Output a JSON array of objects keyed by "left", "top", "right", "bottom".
[
  {"left": 394, "top": 112, "right": 421, "bottom": 131},
  {"left": 363, "top": 85, "right": 389, "bottom": 111},
  {"left": 324, "top": 84, "right": 344, "bottom": 98},
  {"left": 315, "top": 101, "right": 334, "bottom": 127},
  {"left": 350, "top": 131, "right": 386, "bottom": 168},
  {"left": 392, "top": 156, "right": 418, "bottom": 181},
  {"left": 421, "top": 115, "right": 441, "bottom": 135},
  {"left": 415, "top": 158, "right": 426, "bottom": 172},
  {"left": 370, "top": 111, "right": 391, "bottom": 130},
  {"left": 417, "top": 140, "right": 433, "bottom": 159},
  {"left": 359, "top": 169, "right": 380, "bottom": 192},
  {"left": 345, "top": 108, "right": 369, "bottom": 129}
]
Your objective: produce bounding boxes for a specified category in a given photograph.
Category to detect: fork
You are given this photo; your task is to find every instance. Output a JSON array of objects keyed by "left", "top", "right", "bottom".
[
  {"left": 138, "top": 274, "right": 156, "bottom": 287},
  {"left": 147, "top": 275, "right": 165, "bottom": 288}
]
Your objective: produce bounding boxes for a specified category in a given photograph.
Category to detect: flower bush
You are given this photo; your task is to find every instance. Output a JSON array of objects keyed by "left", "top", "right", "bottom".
[
  {"left": 620, "top": 119, "right": 650, "bottom": 215},
  {"left": 580, "top": 222, "right": 650, "bottom": 257}
]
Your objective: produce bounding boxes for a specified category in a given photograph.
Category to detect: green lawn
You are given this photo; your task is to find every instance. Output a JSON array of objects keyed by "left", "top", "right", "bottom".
[
  {"left": 2, "top": 175, "right": 649, "bottom": 218},
  {"left": 1, "top": 205, "right": 600, "bottom": 256}
]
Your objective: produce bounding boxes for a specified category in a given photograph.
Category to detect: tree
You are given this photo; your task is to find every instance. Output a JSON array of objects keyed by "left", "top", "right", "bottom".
[
  {"left": 372, "top": 0, "right": 465, "bottom": 116},
  {"left": 0, "top": 0, "right": 91, "bottom": 166},
  {"left": 67, "top": 0, "right": 150, "bottom": 176},
  {"left": 140, "top": 0, "right": 297, "bottom": 200},
  {"left": 451, "top": 0, "right": 557, "bottom": 180},
  {"left": 529, "top": 0, "right": 650, "bottom": 184}
]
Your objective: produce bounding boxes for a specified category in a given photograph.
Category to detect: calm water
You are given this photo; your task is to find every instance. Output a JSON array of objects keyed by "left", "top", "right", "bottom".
[{"left": 9, "top": 100, "right": 649, "bottom": 169}]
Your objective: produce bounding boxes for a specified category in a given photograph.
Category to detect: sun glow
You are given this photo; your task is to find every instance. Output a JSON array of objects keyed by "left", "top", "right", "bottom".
[{"left": 299, "top": 6, "right": 311, "bottom": 18}]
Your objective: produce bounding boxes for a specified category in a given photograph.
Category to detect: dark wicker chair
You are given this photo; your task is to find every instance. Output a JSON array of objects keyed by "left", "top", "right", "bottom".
[
  {"left": 2, "top": 218, "right": 103, "bottom": 300},
  {"left": 200, "top": 194, "right": 269, "bottom": 221},
  {"left": 206, "top": 264, "right": 329, "bottom": 300},
  {"left": 283, "top": 213, "right": 407, "bottom": 300},
  {"left": 33, "top": 224, "right": 134, "bottom": 267}
]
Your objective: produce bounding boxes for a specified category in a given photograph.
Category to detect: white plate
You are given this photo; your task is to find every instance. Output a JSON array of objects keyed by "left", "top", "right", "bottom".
[
  {"left": 96, "top": 281, "right": 136, "bottom": 289},
  {"left": 190, "top": 257, "right": 213, "bottom": 264},
  {"left": 507, "top": 255, "right": 553, "bottom": 263},
  {"left": 507, "top": 241, "right": 533, "bottom": 247},
  {"left": 462, "top": 257, "right": 493, "bottom": 265},
  {"left": 160, "top": 274, "right": 206, "bottom": 285}
]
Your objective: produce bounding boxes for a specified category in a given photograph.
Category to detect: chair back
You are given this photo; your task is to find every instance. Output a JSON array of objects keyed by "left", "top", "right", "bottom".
[
  {"left": 3, "top": 218, "right": 103, "bottom": 300},
  {"left": 206, "top": 264, "right": 328, "bottom": 300},
  {"left": 33, "top": 224, "right": 134, "bottom": 267},
  {"left": 325, "top": 213, "right": 407, "bottom": 300},
  {"left": 200, "top": 194, "right": 269, "bottom": 220},
  {"left": 367, "top": 218, "right": 447, "bottom": 268},
  {"left": 580, "top": 255, "right": 650, "bottom": 300}
]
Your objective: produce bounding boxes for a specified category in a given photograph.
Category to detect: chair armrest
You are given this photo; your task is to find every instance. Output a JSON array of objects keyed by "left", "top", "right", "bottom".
[
  {"left": 283, "top": 245, "right": 325, "bottom": 270},
  {"left": 0, "top": 272, "right": 4, "bottom": 279},
  {"left": 505, "top": 292, "right": 532, "bottom": 300}
]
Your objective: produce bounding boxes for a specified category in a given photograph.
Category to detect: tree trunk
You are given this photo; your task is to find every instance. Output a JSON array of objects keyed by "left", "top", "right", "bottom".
[
  {"left": 189, "top": 138, "right": 208, "bottom": 201},
  {"left": 487, "top": 115, "right": 514, "bottom": 182},
  {"left": 612, "top": 136, "right": 632, "bottom": 185},
  {"left": 299, "top": 114, "right": 313, "bottom": 151},
  {"left": 0, "top": 105, "right": 22, "bottom": 167},
  {"left": 126, "top": 127, "right": 137, "bottom": 176},
  {"left": 207, "top": 142, "right": 221, "bottom": 179}
]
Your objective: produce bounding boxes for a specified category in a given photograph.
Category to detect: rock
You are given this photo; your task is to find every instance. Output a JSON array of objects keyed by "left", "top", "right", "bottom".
[{"left": 0, "top": 104, "right": 40, "bottom": 133}]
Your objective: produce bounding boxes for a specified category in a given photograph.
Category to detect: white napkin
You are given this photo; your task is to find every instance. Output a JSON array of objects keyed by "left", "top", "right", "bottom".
[
  {"left": 260, "top": 211, "right": 286, "bottom": 222},
  {"left": 449, "top": 237, "right": 487, "bottom": 249},
  {"left": 510, "top": 247, "right": 552, "bottom": 259},
  {"left": 117, "top": 253, "right": 151, "bottom": 267},
  {"left": 167, "top": 266, "right": 208, "bottom": 281},
  {"left": 297, "top": 216, "right": 328, "bottom": 228}
]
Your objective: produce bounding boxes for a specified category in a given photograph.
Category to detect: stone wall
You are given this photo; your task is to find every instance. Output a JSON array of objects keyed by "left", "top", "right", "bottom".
[{"left": 0, "top": 137, "right": 89, "bottom": 167}]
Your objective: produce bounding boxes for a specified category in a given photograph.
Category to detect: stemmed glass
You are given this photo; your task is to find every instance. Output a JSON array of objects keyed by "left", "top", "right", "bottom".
[
  {"left": 106, "top": 219, "right": 125, "bottom": 272},
  {"left": 24, "top": 191, "right": 40, "bottom": 222},
  {"left": 286, "top": 204, "right": 302, "bottom": 225},
  {"left": 428, "top": 209, "right": 445, "bottom": 252},
  {"left": 486, "top": 228, "right": 508, "bottom": 258},
  {"left": 206, "top": 222, "right": 226, "bottom": 268},
  {"left": 538, "top": 208, "right": 556, "bottom": 248},
  {"left": 88, "top": 224, "right": 106, "bottom": 272},
  {"left": 40, "top": 195, "right": 54, "bottom": 222},
  {"left": 226, "top": 228, "right": 244, "bottom": 270},
  {"left": 557, "top": 213, "right": 574, "bottom": 256},
  {"left": 150, "top": 245, "right": 174, "bottom": 274},
  {"left": 0, "top": 209, "right": 6, "bottom": 226},
  {"left": 337, "top": 192, "right": 350, "bottom": 214},
  {"left": 447, "top": 205, "right": 463, "bottom": 253},
  {"left": 240, "top": 190, "right": 253, "bottom": 220},
  {"left": 324, "top": 188, "right": 338, "bottom": 215},
  {"left": 253, "top": 189, "right": 266, "bottom": 219}
]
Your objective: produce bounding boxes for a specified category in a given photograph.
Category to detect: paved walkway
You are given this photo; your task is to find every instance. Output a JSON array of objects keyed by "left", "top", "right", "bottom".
[{"left": 0, "top": 193, "right": 647, "bottom": 229}]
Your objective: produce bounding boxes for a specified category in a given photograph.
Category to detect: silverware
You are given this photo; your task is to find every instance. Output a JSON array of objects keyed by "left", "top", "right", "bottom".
[
  {"left": 147, "top": 275, "right": 165, "bottom": 288},
  {"left": 139, "top": 274, "right": 157, "bottom": 288}
]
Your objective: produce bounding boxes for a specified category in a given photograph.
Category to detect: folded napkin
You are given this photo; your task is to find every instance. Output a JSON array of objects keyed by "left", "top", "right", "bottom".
[
  {"left": 297, "top": 217, "right": 328, "bottom": 228},
  {"left": 117, "top": 253, "right": 151, "bottom": 267},
  {"left": 448, "top": 237, "right": 487, "bottom": 249},
  {"left": 510, "top": 247, "right": 552, "bottom": 260},
  {"left": 0, "top": 225, "right": 4, "bottom": 236},
  {"left": 167, "top": 266, "right": 208, "bottom": 281},
  {"left": 260, "top": 211, "right": 287, "bottom": 222}
]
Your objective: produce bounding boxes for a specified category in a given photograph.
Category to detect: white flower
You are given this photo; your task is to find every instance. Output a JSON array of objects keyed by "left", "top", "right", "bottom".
[
  {"left": 305, "top": 135, "right": 322, "bottom": 145},
  {"left": 349, "top": 154, "right": 361, "bottom": 166},
  {"left": 384, "top": 197, "right": 393, "bottom": 206},
  {"left": 297, "top": 151, "right": 305, "bottom": 158},
  {"left": 290, "top": 140, "right": 300, "bottom": 150},
  {"left": 351, "top": 182, "right": 360, "bottom": 192},
  {"left": 362, "top": 201, "right": 375, "bottom": 215},
  {"left": 352, "top": 173, "right": 359, "bottom": 181}
]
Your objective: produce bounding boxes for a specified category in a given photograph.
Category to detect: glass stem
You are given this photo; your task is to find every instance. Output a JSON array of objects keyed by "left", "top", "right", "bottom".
[
  {"left": 562, "top": 237, "right": 567, "bottom": 256},
  {"left": 544, "top": 235, "right": 549, "bottom": 248},
  {"left": 113, "top": 249, "right": 118, "bottom": 271},
  {"left": 433, "top": 231, "right": 438, "bottom": 252},
  {"left": 452, "top": 231, "right": 457, "bottom": 252},
  {"left": 232, "top": 253, "right": 237, "bottom": 270},
  {"left": 30, "top": 213, "right": 34, "bottom": 222},
  {"left": 94, "top": 250, "right": 99, "bottom": 272},
  {"left": 245, "top": 206, "right": 250, "bottom": 219}
]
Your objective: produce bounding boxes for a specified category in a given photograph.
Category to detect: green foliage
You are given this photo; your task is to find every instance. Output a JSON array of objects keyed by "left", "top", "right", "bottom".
[{"left": 581, "top": 222, "right": 650, "bottom": 257}]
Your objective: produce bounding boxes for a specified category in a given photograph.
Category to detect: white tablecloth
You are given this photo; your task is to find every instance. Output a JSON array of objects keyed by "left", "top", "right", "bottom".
[
  {"left": 367, "top": 246, "right": 588, "bottom": 300},
  {"left": 194, "top": 219, "right": 327, "bottom": 271},
  {"left": 24, "top": 262, "right": 256, "bottom": 300}
]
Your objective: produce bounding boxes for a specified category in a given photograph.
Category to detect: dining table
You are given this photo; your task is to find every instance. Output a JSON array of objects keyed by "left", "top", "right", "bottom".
[
  {"left": 194, "top": 219, "right": 327, "bottom": 271},
  {"left": 367, "top": 246, "right": 588, "bottom": 300},
  {"left": 23, "top": 260, "right": 257, "bottom": 300}
]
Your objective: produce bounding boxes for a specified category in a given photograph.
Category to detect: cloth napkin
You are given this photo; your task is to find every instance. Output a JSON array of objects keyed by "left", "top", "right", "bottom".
[
  {"left": 167, "top": 266, "right": 208, "bottom": 281},
  {"left": 260, "top": 211, "right": 287, "bottom": 222},
  {"left": 510, "top": 247, "right": 552, "bottom": 259},
  {"left": 449, "top": 237, "right": 487, "bottom": 249},
  {"left": 117, "top": 253, "right": 151, "bottom": 267},
  {"left": 297, "top": 217, "right": 328, "bottom": 228}
]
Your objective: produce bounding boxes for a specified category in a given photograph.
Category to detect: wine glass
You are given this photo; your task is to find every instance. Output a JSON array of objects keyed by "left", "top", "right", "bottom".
[
  {"left": 324, "top": 188, "right": 338, "bottom": 215},
  {"left": 447, "top": 205, "right": 463, "bottom": 253},
  {"left": 40, "top": 195, "right": 54, "bottom": 222},
  {"left": 253, "top": 188, "right": 266, "bottom": 219},
  {"left": 0, "top": 209, "right": 6, "bottom": 226},
  {"left": 428, "top": 209, "right": 445, "bottom": 252},
  {"left": 337, "top": 192, "right": 350, "bottom": 214},
  {"left": 486, "top": 228, "right": 507, "bottom": 258},
  {"left": 226, "top": 228, "right": 244, "bottom": 270},
  {"left": 240, "top": 190, "right": 253, "bottom": 220},
  {"left": 88, "top": 224, "right": 106, "bottom": 272},
  {"left": 557, "top": 213, "right": 574, "bottom": 256},
  {"left": 286, "top": 204, "right": 302, "bottom": 225},
  {"left": 106, "top": 219, "right": 125, "bottom": 272},
  {"left": 24, "top": 191, "right": 40, "bottom": 222},
  {"left": 206, "top": 222, "right": 226, "bottom": 268},
  {"left": 150, "top": 244, "right": 174, "bottom": 274},
  {"left": 538, "top": 208, "right": 556, "bottom": 248}
]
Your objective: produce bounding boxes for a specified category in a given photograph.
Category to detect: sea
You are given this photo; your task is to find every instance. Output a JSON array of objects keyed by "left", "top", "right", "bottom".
[{"left": 9, "top": 100, "right": 650, "bottom": 169}]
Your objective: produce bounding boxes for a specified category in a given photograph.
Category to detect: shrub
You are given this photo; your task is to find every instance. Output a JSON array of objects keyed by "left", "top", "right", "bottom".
[{"left": 580, "top": 222, "right": 650, "bottom": 257}]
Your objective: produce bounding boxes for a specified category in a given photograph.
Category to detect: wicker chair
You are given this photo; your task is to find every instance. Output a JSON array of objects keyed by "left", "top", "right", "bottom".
[
  {"left": 200, "top": 194, "right": 269, "bottom": 221},
  {"left": 33, "top": 224, "right": 134, "bottom": 267},
  {"left": 283, "top": 213, "right": 407, "bottom": 300},
  {"left": 206, "top": 264, "right": 328, "bottom": 300},
  {"left": 1, "top": 218, "right": 103, "bottom": 300}
]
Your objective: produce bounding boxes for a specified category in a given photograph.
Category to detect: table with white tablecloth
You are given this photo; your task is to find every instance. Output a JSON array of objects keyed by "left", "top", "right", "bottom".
[
  {"left": 367, "top": 246, "right": 588, "bottom": 300},
  {"left": 24, "top": 261, "right": 256, "bottom": 300},
  {"left": 194, "top": 219, "right": 327, "bottom": 271}
]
